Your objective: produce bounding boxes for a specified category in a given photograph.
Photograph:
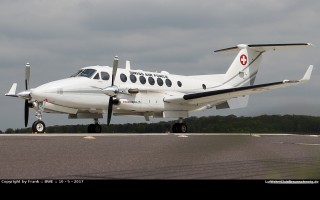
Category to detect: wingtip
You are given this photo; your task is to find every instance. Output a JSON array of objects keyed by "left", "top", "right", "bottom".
[
  {"left": 301, "top": 65, "right": 313, "bottom": 81},
  {"left": 307, "top": 43, "right": 314, "bottom": 47},
  {"left": 5, "top": 83, "right": 18, "bottom": 97}
]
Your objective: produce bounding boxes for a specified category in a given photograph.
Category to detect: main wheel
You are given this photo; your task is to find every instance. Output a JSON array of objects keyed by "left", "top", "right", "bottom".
[
  {"left": 179, "top": 123, "right": 188, "bottom": 133},
  {"left": 88, "top": 124, "right": 95, "bottom": 133},
  {"left": 172, "top": 123, "right": 179, "bottom": 133},
  {"left": 32, "top": 120, "right": 46, "bottom": 133},
  {"left": 93, "top": 124, "right": 102, "bottom": 133},
  {"left": 171, "top": 123, "right": 188, "bottom": 133}
]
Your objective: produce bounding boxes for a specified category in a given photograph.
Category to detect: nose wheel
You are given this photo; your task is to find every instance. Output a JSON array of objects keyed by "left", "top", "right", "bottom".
[
  {"left": 31, "top": 101, "right": 46, "bottom": 133},
  {"left": 32, "top": 120, "right": 46, "bottom": 133}
]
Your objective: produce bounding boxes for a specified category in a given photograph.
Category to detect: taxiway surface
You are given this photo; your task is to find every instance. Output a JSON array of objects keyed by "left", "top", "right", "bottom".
[{"left": 0, "top": 133, "right": 319, "bottom": 179}]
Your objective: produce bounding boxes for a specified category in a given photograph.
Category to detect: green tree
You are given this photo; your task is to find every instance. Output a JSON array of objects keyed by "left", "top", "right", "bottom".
[{"left": 5, "top": 128, "right": 14, "bottom": 133}]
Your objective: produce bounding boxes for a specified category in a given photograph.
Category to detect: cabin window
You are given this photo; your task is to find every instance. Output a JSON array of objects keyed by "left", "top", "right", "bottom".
[
  {"left": 202, "top": 84, "right": 206, "bottom": 90},
  {"left": 139, "top": 76, "right": 146, "bottom": 84},
  {"left": 165, "top": 79, "right": 172, "bottom": 87},
  {"left": 130, "top": 74, "right": 137, "bottom": 83},
  {"left": 148, "top": 77, "right": 155, "bottom": 85},
  {"left": 120, "top": 73, "right": 127, "bottom": 82},
  {"left": 177, "top": 81, "right": 182, "bottom": 87},
  {"left": 101, "top": 72, "right": 110, "bottom": 80},
  {"left": 93, "top": 73, "right": 100, "bottom": 80},
  {"left": 157, "top": 78, "right": 163, "bottom": 86}
]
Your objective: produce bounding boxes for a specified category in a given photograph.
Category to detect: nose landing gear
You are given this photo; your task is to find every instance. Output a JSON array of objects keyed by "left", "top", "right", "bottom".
[{"left": 32, "top": 101, "right": 46, "bottom": 133}]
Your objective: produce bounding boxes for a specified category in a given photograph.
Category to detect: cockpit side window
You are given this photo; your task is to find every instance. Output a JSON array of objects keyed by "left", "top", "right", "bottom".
[
  {"left": 77, "top": 69, "right": 97, "bottom": 78},
  {"left": 101, "top": 72, "right": 110, "bottom": 80},
  {"left": 93, "top": 73, "right": 100, "bottom": 80}
]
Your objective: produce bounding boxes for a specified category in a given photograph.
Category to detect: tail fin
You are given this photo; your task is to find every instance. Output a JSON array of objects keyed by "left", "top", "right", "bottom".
[{"left": 215, "top": 43, "right": 312, "bottom": 87}]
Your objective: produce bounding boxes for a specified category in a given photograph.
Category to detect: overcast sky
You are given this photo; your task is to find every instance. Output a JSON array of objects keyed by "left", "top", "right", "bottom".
[{"left": 1, "top": 0, "right": 319, "bottom": 131}]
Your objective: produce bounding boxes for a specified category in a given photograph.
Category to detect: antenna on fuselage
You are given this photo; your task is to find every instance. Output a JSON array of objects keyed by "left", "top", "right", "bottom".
[{"left": 125, "top": 60, "right": 131, "bottom": 70}]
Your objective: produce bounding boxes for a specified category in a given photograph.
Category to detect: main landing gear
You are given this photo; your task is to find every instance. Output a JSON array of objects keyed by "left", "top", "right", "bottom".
[
  {"left": 171, "top": 118, "right": 188, "bottom": 133},
  {"left": 88, "top": 118, "right": 102, "bottom": 133}
]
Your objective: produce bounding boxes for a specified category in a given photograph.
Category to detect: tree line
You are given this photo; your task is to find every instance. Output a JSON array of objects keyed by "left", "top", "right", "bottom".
[{"left": 2, "top": 115, "right": 320, "bottom": 134}]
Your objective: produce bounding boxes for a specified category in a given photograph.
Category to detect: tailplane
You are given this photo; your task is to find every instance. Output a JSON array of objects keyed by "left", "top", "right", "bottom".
[{"left": 215, "top": 43, "right": 312, "bottom": 87}]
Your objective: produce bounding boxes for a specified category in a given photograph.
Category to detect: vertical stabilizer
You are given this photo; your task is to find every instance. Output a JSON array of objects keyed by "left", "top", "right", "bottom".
[
  {"left": 221, "top": 44, "right": 263, "bottom": 87},
  {"left": 214, "top": 43, "right": 311, "bottom": 88}
]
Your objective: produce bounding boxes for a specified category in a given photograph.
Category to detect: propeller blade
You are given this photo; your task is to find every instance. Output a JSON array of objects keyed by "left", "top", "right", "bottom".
[
  {"left": 111, "top": 56, "right": 118, "bottom": 86},
  {"left": 24, "top": 100, "right": 29, "bottom": 127},
  {"left": 107, "top": 97, "right": 113, "bottom": 125},
  {"left": 107, "top": 56, "right": 118, "bottom": 125},
  {"left": 25, "top": 63, "right": 30, "bottom": 90}
]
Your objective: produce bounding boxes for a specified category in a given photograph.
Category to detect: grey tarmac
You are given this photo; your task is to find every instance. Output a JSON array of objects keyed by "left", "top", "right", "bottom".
[{"left": 0, "top": 133, "right": 319, "bottom": 179}]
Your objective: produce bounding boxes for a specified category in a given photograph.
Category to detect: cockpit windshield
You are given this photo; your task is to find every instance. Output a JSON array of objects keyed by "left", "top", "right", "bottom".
[
  {"left": 70, "top": 70, "right": 82, "bottom": 77},
  {"left": 71, "top": 69, "right": 97, "bottom": 78}
]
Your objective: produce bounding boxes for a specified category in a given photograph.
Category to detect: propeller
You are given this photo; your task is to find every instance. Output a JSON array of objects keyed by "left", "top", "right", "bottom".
[
  {"left": 107, "top": 97, "right": 113, "bottom": 125},
  {"left": 107, "top": 56, "right": 118, "bottom": 125},
  {"left": 24, "top": 63, "right": 31, "bottom": 127},
  {"left": 24, "top": 99, "right": 29, "bottom": 127}
]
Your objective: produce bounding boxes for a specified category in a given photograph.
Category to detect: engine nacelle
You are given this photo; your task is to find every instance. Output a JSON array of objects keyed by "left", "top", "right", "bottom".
[{"left": 113, "top": 98, "right": 121, "bottom": 106}]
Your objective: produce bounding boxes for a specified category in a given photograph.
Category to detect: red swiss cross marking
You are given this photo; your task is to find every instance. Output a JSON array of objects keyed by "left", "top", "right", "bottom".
[{"left": 240, "top": 54, "right": 247, "bottom": 66}]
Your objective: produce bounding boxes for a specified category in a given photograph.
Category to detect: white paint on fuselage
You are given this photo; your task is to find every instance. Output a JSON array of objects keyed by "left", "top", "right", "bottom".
[{"left": 30, "top": 66, "right": 225, "bottom": 115}]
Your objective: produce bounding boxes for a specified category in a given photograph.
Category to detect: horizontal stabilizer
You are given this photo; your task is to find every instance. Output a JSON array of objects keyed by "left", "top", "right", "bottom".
[
  {"left": 214, "top": 43, "right": 312, "bottom": 53},
  {"left": 216, "top": 95, "right": 249, "bottom": 110},
  {"left": 227, "top": 95, "right": 249, "bottom": 109}
]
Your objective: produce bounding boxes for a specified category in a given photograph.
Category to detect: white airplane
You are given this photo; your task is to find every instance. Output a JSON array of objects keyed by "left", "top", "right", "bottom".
[{"left": 5, "top": 43, "right": 313, "bottom": 133}]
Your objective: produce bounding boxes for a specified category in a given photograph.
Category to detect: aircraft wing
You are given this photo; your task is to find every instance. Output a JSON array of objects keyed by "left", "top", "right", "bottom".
[
  {"left": 5, "top": 83, "right": 18, "bottom": 97},
  {"left": 164, "top": 65, "right": 313, "bottom": 105}
]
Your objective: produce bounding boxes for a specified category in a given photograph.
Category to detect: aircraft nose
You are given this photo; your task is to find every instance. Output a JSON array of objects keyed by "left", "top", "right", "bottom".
[
  {"left": 30, "top": 87, "right": 47, "bottom": 101},
  {"left": 31, "top": 84, "right": 57, "bottom": 102}
]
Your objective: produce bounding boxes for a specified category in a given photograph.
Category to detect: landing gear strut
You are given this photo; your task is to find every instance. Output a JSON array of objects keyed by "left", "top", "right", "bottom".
[
  {"left": 32, "top": 101, "right": 46, "bottom": 133},
  {"left": 88, "top": 118, "right": 102, "bottom": 133},
  {"left": 171, "top": 118, "right": 188, "bottom": 133}
]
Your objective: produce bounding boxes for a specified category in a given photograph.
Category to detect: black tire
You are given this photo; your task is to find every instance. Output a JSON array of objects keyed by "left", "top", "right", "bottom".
[
  {"left": 172, "top": 123, "right": 179, "bottom": 133},
  {"left": 180, "top": 123, "right": 188, "bottom": 133},
  {"left": 172, "top": 123, "right": 188, "bottom": 133},
  {"left": 32, "top": 120, "right": 46, "bottom": 133},
  {"left": 93, "top": 124, "right": 102, "bottom": 133},
  {"left": 87, "top": 124, "right": 95, "bottom": 133}
]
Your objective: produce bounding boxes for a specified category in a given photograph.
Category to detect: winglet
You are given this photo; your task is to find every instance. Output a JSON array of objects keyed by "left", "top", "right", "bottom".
[
  {"left": 301, "top": 65, "right": 313, "bottom": 82},
  {"left": 5, "top": 83, "right": 18, "bottom": 97}
]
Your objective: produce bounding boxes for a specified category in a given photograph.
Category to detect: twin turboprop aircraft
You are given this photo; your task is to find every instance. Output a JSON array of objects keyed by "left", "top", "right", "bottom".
[{"left": 5, "top": 43, "right": 313, "bottom": 133}]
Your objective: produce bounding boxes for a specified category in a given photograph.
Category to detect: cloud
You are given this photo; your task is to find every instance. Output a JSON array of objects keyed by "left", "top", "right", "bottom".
[{"left": 0, "top": 0, "right": 319, "bottom": 130}]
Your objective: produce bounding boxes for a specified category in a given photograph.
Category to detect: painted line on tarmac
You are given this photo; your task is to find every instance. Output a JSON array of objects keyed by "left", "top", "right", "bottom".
[
  {"left": 251, "top": 134, "right": 261, "bottom": 137},
  {"left": 272, "top": 141, "right": 320, "bottom": 146},
  {"left": 295, "top": 142, "right": 320, "bottom": 146},
  {"left": 83, "top": 136, "right": 96, "bottom": 139},
  {"left": 177, "top": 134, "right": 188, "bottom": 138}
]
